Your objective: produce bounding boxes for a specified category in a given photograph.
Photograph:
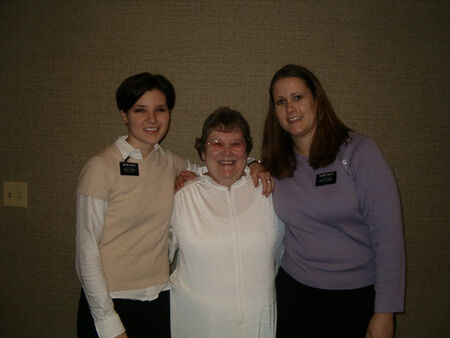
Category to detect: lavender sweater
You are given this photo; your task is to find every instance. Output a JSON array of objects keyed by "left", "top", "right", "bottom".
[{"left": 273, "top": 132, "right": 405, "bottom": 312}]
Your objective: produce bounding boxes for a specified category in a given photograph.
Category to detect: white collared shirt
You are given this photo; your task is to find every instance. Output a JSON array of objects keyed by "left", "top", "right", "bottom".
[{"left": 76, "top": 137, "right": 193, "bottom": 338}]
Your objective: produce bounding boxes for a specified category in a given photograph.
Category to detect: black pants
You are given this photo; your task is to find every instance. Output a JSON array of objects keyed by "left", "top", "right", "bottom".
[
  {"left": 77, "top": 289, "right": 170, "bottom": 338},
  {"left": 276, "top": 268, "right": 375, "bottom": 338}
]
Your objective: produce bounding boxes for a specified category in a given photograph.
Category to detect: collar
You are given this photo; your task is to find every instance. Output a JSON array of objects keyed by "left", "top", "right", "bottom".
[
  {"left": 198, "top": 166, "right": 251, "bottom": 191},
  {"left": 114, "top": 136, "right": 165, "bottom": 160}
]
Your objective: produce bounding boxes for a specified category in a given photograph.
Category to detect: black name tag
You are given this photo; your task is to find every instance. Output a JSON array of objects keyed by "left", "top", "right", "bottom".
[
  {"left": 120, "top": 161, "right": 139, "bottom": 176},
  {"left": 315, "top": 171, "right": 336, "bottom": 186}
]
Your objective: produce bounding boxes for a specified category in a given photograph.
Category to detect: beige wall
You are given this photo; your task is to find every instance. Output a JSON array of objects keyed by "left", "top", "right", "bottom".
[{"left": 0, "top": 1, "right": 449, "bottom": 336}]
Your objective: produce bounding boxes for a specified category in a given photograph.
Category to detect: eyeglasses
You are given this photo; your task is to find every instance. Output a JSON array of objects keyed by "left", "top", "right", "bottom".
[{"left": 206, "top": 139, "right": 246, "bottom": 152}]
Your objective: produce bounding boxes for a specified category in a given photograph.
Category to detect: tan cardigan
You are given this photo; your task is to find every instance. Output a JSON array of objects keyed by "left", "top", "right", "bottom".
[{"left": 77, "top": 144, "right": 187, "bottom": 291}]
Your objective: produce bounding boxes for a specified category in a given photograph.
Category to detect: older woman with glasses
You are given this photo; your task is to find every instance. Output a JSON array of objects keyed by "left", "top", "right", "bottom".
[{"left": 169, "top": 107, "right": 284, "bottom": 338}]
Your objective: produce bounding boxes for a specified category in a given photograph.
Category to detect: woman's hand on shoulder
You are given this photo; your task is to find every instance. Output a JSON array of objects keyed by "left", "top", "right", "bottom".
[
  {"left": 115, "top": 332, "right": 128, "bottom": 338},
  {"left": 366, "top": 312, "right": 394, "bottom": 338},
  {"left": 249, "top": 161, "right": 274, "bottom": 197},
  {"left": 175, "top": 170, "right": 198, "bottom": 191}
]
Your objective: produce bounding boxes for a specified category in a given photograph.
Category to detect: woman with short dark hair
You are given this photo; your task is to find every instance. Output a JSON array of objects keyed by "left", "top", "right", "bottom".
[{"left": 76, "top": 72, "right": 189, "bottom": 338}]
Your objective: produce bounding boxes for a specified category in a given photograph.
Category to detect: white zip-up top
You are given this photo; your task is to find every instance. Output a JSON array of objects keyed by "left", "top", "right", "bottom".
[{"left": 170, "top": 168, "right": 284, "bottom": 338}]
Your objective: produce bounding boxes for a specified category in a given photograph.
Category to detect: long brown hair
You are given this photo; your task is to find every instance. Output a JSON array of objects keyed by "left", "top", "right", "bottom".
[{"left": 261, "top": 64, "right": 351, "bottom": 178}]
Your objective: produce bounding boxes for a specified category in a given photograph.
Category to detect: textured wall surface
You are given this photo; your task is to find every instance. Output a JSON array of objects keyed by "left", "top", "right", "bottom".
[{"left": 0, "top": 1, "right": 449, "bottom": 337}]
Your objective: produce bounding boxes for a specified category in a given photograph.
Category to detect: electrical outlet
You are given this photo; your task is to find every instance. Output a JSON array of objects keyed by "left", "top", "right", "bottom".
[{"left": 3, "top": 181, "right": 28, "bottom": 208}]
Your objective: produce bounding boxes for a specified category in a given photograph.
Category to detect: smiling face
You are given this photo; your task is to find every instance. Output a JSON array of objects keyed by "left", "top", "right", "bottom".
[
  {"left": 120, "top": 89, "right": 170, "bottom": 158},
  {"left": 202, "top": 128, "right": 248, "bottom": 187},
  {"left": 272, "top": 76, "right": 318, "bottom": 156}
]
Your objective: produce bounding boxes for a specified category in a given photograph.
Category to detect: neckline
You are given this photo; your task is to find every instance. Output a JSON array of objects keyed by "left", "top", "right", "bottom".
[{"left": 199, "top": 168, "right": 250, "bottom": 191}]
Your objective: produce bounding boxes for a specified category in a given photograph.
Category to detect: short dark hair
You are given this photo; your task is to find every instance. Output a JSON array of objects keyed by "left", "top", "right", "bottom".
[
  {"left": 195, "top": 106, "right": 253, "bottom": 160},
  {"left": 262, "top": 64, "right": 351, "bottom": 178},
  {"left": 115, "top": 72, "right": 175, "bottom": 112}
]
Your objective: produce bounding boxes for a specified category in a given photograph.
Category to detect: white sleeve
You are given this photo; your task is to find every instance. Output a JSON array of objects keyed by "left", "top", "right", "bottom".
[
  {"left": 75, "top": 194, "right": 126, "bottom": 338},
  {"left": 168, "top": 212, "right": 178, "bottom": 264},
  {"left": 185, "top": 160, "right": 198, "bottom": 173}
]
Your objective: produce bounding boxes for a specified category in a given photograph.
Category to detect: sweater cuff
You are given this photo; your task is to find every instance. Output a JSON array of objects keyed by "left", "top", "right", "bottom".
[{"left": 374, "top": 289, "right": 405, "bottom": 313}]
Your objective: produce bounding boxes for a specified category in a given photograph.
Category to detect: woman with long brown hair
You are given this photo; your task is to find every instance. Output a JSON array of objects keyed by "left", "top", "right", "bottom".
[{"left": 262, "top": 64, "right": 405, "bottom": 338}]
